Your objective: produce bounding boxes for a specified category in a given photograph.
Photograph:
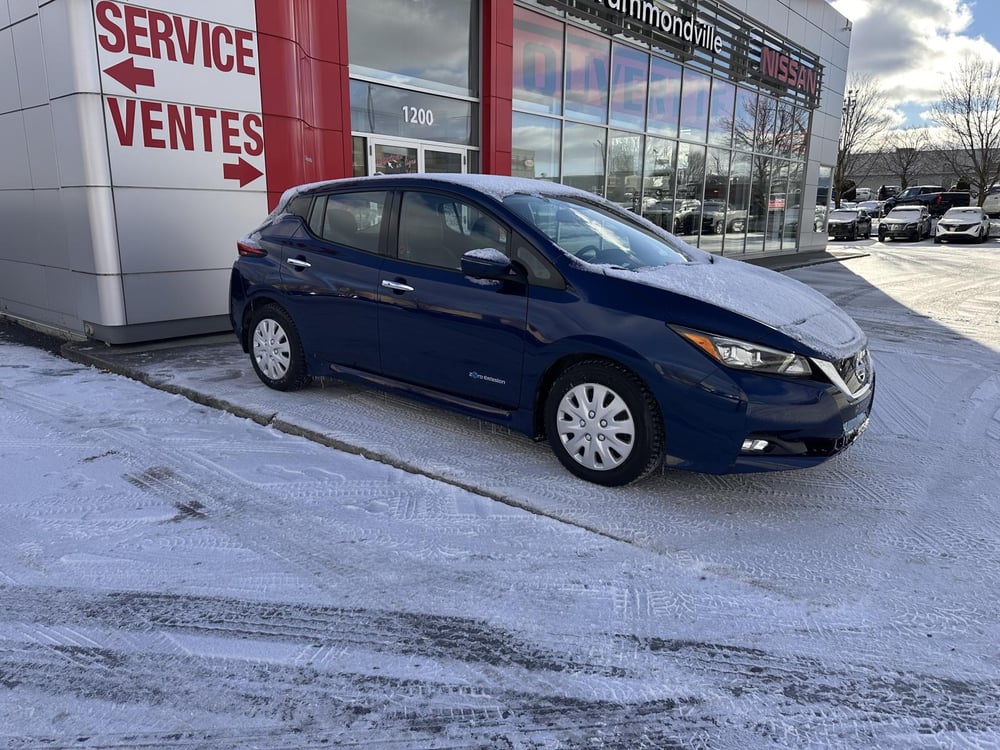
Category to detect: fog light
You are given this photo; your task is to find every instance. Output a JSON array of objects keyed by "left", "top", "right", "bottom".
[{"left": 742, "top": 439, "right": 770, "bottom": 452}]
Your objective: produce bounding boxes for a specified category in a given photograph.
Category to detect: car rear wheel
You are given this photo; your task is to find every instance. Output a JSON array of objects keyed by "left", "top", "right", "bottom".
[
  {"left": 544, "top": 361, "right": 664, "bottom": 486},
  {"left": 248, "top": 304, "right": 310, "bottom": 391}
]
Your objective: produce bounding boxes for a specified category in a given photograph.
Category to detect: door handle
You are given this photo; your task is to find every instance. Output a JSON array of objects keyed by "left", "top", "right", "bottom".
[
  {"left": 286, "top": 257, "right": 311, "bottom": 269},
  {"left": 381, "top": 279, "right": 414, "bottom": 292}
]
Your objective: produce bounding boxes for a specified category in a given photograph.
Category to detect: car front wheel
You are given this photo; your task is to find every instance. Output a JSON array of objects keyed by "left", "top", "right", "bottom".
[
  {"left": 544, "top": 361, "right": 664, "bottom": 486},
  {"left": 248, "top": 304, "right": 310, "bottom": 391}
]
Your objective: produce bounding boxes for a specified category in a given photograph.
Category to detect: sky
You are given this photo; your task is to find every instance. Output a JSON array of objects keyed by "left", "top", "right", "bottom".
[
  {"left": 2, "top": 245, "right": 1000, "bottom": 744},
  {"left": 829, "top": 0, "right": 1000, "bottom": 132}
]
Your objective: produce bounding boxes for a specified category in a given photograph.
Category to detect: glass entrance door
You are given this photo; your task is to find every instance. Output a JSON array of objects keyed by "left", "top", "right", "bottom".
[{"left": 367, "top": 138, "right": 466, "bottom": 175}]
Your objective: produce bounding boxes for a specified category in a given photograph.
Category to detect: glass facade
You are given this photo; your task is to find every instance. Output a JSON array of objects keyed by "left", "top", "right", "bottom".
[
  {"left": 346, "top": 0, "right": 479, "bottom": 176},
  {"left": 510, "top": 4, "right": 813, "bottom": 256}
]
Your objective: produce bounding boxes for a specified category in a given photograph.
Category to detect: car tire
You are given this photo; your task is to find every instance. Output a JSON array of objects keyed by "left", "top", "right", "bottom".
[
  {"left": 933, "top": 237, "right": 940, "bottom": 244},
  {"left": 849, "top": 228, "right": 857, "bottom": 241},
  {"left": 544, "top": 361, "right": 664, "bottom": 486},
  {"left": 248, "top": 304, "right": 311, "bottom": 391},
  {"left": 878, "top": 231, "right": 886, "bottom": 243}
]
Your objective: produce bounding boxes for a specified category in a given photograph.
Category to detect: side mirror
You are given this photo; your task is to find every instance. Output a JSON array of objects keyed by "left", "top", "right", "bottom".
[{"left": 461, "top": 248, "right": 512, "bottom": 279}]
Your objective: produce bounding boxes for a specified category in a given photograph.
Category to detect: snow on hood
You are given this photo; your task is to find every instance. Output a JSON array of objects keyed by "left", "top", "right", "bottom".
[{"left": 605, "top": 255, "right": 865, "bottom": 361}]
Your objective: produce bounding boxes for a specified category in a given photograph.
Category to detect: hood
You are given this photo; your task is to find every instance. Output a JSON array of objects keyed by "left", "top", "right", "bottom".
[{"left": 604, "top": 256, "right": 865, "bottom": 360}]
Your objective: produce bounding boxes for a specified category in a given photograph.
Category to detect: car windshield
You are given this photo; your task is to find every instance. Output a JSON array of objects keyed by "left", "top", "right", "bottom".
[
  {"left": 943, "top": 208, "right": 981, "bottom": 218},
  {"left": 503, "top": 193, "right": 693, "bottom": 269},
  {"left": 830, "top": 210, "right": 859, "bottom": 219},
  {"left": 887, "top": 209, "right": 921, "bottom": 219}
]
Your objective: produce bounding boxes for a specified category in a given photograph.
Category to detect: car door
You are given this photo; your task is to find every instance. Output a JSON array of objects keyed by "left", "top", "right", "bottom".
[
  {"left": 278, "top": 190, "right": 389, "bottom": 373},
  {"left": 377, "top": 189, "right": 528, "bottom": 408}
]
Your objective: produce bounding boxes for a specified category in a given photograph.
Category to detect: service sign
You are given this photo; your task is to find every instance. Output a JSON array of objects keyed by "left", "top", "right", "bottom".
[{"left": 94, "top": 0, "right": 266, "bottom": 190}]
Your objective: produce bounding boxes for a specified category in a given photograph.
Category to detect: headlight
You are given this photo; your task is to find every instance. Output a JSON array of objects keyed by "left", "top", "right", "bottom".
[
  {"left": 904, "top": 222, "right": 916, "bottom": 229},
  {"left": 672, "top": 326, "right": 812, "bottom": 375}
]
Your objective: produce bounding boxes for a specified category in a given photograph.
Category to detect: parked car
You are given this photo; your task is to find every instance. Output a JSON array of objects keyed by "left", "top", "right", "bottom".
[
  {"left": 673, "top": 200, "right": 748, "bottom": 234},
  {"left": 981, "top": 185, "right": 1000, "bottom": 218},
  {"left": 878, "top": 205, "right": 932, "bottom": 242},
  {"left": 856, "top": 200, "right": 885, "bottom": 217},
  {"left": 827, "top": 208, "right": 872, "bottom": 240},
  {"left": 882, "top": 185, "right": 971, "bottom": 216},
  {"left": 642, "top": 198, "right": 696, "bottom": 230},
  {"left": 230, "top": 174, "right": 874, "bottom": 486},
  {"left": 933, "top": 206, "right": 991, "bottom": 244}
]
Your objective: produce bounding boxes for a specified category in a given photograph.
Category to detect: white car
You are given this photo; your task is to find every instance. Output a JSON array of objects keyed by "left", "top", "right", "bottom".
[
  {"left": 981, "top": 186, "right": 1000, "bottom": 218},
  {"left": 934, "top": 206, "right": 992, "bottom": 244}
]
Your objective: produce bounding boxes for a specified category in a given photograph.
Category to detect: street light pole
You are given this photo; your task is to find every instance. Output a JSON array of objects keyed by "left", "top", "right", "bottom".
[{"left": 835, "top": 89, "right": 857, "bottom": 208}]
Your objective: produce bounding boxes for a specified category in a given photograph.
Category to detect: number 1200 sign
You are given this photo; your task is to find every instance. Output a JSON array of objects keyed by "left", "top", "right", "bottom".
[{"left": 402, "top": 106, "right": 434, "bottom": 126}]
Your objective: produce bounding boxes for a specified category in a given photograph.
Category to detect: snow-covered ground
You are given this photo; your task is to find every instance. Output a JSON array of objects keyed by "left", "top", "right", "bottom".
[{"left": 1, "top": 244, "right": 998, "bottom": 748}]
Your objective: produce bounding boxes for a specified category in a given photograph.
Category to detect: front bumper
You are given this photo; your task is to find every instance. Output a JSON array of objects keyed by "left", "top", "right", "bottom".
[{"left": 659, "top": 351, "right": 876, "bottom": 474}]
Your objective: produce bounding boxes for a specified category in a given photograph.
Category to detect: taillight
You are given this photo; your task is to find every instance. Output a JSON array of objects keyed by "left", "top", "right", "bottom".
[{"left": 237, "top": 240, "right": 266, "bottom": 257}]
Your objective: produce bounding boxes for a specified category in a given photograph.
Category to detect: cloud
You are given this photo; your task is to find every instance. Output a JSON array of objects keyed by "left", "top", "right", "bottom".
[{"left": 831, "top": 0, "right": 1000, "bottom": 127}]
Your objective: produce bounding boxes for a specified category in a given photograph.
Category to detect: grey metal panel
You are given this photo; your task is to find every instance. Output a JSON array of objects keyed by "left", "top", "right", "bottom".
[
  {"left": 40, "top": 0, "right": 104, "bottom": 99},
  {"left": 121, "top": 268, "right": 233, "bottom": 325},
  {"left": 113, "top": 188, "right": 267, "bottom": 275},
  {"left": 60, "top": 187, "right": 122, "bottom": 275},
  {"left": 51, "top": 93, "right": 113, "bottom": 188}
]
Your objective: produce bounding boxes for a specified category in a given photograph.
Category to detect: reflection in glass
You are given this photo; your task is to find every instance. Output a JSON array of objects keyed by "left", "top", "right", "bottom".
[
  {"left": 676, "top": 143, "right": 706, "bottom": 202},
  {"left": 352, "top": 136, "right": 367, "bottom": 177},
  {"left": 424, "top": 150, "right": 463, "bottom": 173},
  {"left": 564, "top": 27, "right": 610, "bottom": 124},
  {"left": 563, "top": 121, "right": 606, "bottom": 196},
  {"left": 513, "top": 8, "right": 563, "bottom": 116},
  {"left": 347, "top": 0, "right": 477, "bottom": 96},
  {"left": 512, "top": 112, "right": 561, "bottom": 180},
  {"left": 708, "top": 79, "right": 735, "bottom": 147},
  {"left": 606, "top": 130, "right": 644, "bottom": 210},
  {"left": 765, "top": 159, "right": 788, "bottom": 252},
  {"left": 816, "top": 164, "right": 832, "bottom": 232},
  {"left": 350, "top": 80, "right": 476, "bottom": 146},
  {"left": 733, "top": 87, "right": 758, "bottom": 153},
  {"left": 727, "top": 150, "right": 752, "bottom": 254},
  {"left": 705, "top": 147, "right": 733, "bottom": 246},
  {"left": 610, "top": 44, "right": 648, "bottom": 132},
  {"left": 642, "top": 137, "right": 677, "bottom": 229},
  {"left": 755, "top": 94, "right": 778, "bottom": 154},
  {"left": 373, "top": 143, "right": 418, "bottom": 174},
  {"left": 790, "top": 106, "right": 809, "bottom": 159},
  {"left": 680, "top": 69, "right": 710, "bottom": 142},
  {"left": 774, "top": 101, "right": 795, "bottom": 158},
  {"left": 648, "top": 58, "right": 681, "bottom": 138}
]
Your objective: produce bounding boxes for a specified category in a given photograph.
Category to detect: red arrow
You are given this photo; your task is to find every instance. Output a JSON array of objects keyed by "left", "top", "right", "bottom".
[
  {"left": 103, "top": 58, "right": 155, "bottom": 93},
  {"left": 223, "top": 157, "right": 263, "bottom": 187}
]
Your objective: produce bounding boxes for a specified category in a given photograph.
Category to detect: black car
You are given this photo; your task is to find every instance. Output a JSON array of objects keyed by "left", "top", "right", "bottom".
[
  {"left": 674, "top": 200, "right": 748, "bottom": 235},
  {"left": 827, "top": 208, "right": 872, "bottom": 240}
]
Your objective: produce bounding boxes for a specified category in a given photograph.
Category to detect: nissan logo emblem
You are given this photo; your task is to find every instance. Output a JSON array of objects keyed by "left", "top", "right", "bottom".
[{"left": 854, "top": 351, "right": 869, "bottom": 383}]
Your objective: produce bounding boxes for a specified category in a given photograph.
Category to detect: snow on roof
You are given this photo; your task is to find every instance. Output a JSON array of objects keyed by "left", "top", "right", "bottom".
[{"left": 287, "top": 173, "right": 600, "bottom": 203}]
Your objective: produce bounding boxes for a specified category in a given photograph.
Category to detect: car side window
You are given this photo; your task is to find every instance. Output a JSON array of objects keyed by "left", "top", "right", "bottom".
[
  {"left": 511, "top": 235, "right": 564, "bottom": 289},
  {"left": 285, "top": 195, "right": 313, "bottom": 221},
  {"left": 307, "top": 191, "right": 387, "bottom": 254},
  {"left": 399, "top": 192, "right": 507, "bottom": 270}
]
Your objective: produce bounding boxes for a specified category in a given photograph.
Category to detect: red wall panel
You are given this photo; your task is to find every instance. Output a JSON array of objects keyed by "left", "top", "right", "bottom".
[
  {"left": 255, "top": 0, "right": 353, "bottom": 210},
  {"left": 482, "top": 0, "right": 514, "bottom": 175}
]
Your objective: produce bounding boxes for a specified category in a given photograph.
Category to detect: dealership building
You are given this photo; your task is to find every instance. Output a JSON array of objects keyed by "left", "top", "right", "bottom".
[{"left": 0, "top": 0, "right": 852, "bottom": 344}]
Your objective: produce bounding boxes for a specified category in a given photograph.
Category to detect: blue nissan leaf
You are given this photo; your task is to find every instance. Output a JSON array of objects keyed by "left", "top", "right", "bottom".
[{"left": 229, "top": 174, "right": 874, "bottom": 486}]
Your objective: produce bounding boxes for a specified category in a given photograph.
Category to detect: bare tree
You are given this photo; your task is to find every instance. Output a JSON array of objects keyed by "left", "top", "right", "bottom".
[
  {"left": 929, "top": 56, "right": 1000, "bottom": 203},
  {"left": 880, "top": 128, "right": 929, "bottom": 191},
  {"left": 834, "top": 74, "right": 892, "bottom": 206}
]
